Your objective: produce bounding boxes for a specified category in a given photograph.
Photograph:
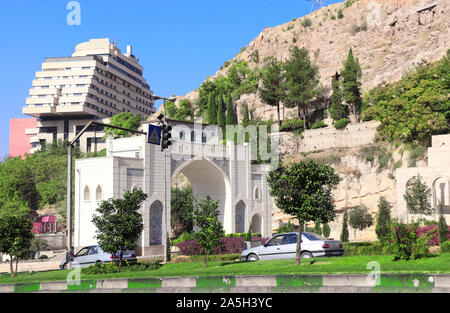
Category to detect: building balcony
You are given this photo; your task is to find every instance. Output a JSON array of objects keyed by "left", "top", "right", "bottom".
[{"left": 23, "top": 104, "right": 57, "bottom": 117}]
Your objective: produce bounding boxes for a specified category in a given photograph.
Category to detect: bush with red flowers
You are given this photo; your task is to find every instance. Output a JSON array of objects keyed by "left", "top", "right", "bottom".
[
  {"left": 176, "top": 237, "right": 269, "bottom": 256},
  {"left": 415, "top": 225, "right": 450, "bottom": 246}
]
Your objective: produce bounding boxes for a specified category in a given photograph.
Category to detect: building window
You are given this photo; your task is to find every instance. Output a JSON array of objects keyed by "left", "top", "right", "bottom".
[
  {"left": 254, "top": 187, "right": 261, "bottom": 200},
  {"left": 96, "top": 185, "right": 102, "bottom": 201},
  {"left": 191, "top": 131, "right": 195, "bottom": 142},
  {"left": 84, "top": 186, "right": 90, "bottom": 201}
]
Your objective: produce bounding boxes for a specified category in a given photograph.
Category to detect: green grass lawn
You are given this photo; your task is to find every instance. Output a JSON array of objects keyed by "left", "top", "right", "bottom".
[{"left": 1, "top": 254, "right": 449, "bottom": 285}]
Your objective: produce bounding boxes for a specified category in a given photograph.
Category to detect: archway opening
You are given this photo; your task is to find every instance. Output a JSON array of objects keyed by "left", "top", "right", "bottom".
[
  {"left": 170, "top": 157, "right": 232, "bottom": 239},
  {"left": 251, "top": 213, "right": 262, "bottom": 234}
]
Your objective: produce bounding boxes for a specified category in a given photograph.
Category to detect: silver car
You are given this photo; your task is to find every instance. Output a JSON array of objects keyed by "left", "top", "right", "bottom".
[
  {"left": 60, "top": 245, "right": 137, "bottom": 269},
  {"left": 241, "top": 232, "right": 344, "bottom": 261}
]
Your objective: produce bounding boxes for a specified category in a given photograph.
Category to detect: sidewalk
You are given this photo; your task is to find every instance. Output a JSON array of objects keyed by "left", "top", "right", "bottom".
[{"left": 1, "top": 274, "right": 450, "bottom": 293}]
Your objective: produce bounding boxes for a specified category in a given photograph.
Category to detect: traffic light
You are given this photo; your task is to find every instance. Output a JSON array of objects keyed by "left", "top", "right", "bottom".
[{"left": 161, "top": 123, "right": 172, "bottom": 151}]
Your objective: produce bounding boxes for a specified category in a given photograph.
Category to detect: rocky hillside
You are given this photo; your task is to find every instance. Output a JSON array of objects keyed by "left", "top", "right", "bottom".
[{"left": 172, "top": 0, "right": 448, "bottom": 122}]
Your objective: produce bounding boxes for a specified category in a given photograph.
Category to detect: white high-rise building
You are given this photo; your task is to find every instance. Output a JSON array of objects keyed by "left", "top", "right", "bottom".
[{"left": 23, "top": 38, "right": 156, "bottom": 153}]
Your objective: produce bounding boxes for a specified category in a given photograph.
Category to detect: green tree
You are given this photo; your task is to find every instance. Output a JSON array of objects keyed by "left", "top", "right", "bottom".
[
  {"left": 192, "top": 196, "right": 224, "bottom": 268},
  {"left": 403, "top": 175, "right": 433, "bottom": 220},
  {"left": 207, "top": 93, "right": 217, "bottom": 125},
  {"left": 341, "top": 48, "right": 362, "bottom": 122},
  {"left": 0, "top": 214, "right": 34, "bottom": 278},
  {"left": 375, "top": 197, "right": 392, "bottom": 243},
  {"left": 225, "top": 94, "right": 235, "bottom": 126},
  {"left": 267, "top": 160, "right": 341, "bottom": 264},
  {"left": 175, "top": 99, "right": 194, "bottom": 122},
  {"left": 165, "top": 100, "right": 178, "bottom": 119},
  {"left": 242, "top": 102, "right": 250, "bottom": 126},
  {"left": 171, "top": 185, "right": 194, "bottom": 237},
  {"left": 92, "top": 189, "right": 148, "bottom": 268},
  {"left": 322, "top": 223, "right": 331, "bottom": 238},
  {"left": 438, "top": 203, "right": 449, "bottom": 246},
  {"left": 216, "top": 94, "right": 226, "bottom": 129},
  {"left": 328, "top": 72, "right": 348, "bottom": 121},
  {"left": 259, "top": 57, "right": 285, "bottom": 127},
  {"left": 283, "top": 47, "right": 321, "bottom": 129},
  {"left": 278, "top": 220, "right": 293, "bottom": 233},
  {"left": 362, "top": 51, "right": 449, "bottom": 144},
  {"left": 103, "top": 112, "right": 142, "bottom": 139},
  {"left": 340, "top": 210, "right": 349, "bottom": 242},
  {"left": 348, "top": 205, "right": 374, "bottom": 240},
  {"left": 313, "top": 222, "right": 322, "bottom": 235}
]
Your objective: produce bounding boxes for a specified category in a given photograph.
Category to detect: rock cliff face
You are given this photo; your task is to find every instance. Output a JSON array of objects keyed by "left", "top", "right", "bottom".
[{"left": 174, "top": 0, "right": 448, "bottom": 122}]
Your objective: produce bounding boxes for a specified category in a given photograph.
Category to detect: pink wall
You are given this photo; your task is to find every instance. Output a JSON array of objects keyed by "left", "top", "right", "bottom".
[{"left": 9, "top": 118, "right": 38, "bottom": 158}]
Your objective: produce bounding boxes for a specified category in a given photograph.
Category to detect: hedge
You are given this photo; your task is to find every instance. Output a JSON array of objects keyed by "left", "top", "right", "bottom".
[{"left": 343, "top": 242, "right": 394, "bottom": 256}]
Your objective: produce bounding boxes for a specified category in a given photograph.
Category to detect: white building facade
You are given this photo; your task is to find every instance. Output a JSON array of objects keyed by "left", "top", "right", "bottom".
[
  {"left": 74, "top": 121, "right": 273, "bottom": 256},
  {"left": 396, "top": 134, "right": 450, "bottom": 223},
  {"left": 23, "top": 38, "right": 155, "bottom": 153}
]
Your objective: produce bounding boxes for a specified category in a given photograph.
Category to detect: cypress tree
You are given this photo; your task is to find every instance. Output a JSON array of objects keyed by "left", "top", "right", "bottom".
[
  {"left": 322, "top": 223, "right": 331, "bottom": 238},
  {"left": 314, "top": 222, "right": 322, "bottom": 235},
  {"left": 438, "top": 203, "right": 449, "bottom": 246},
  {"left": 216, "top": 93, "right": 226, "bottom": 128},
  {"left": 340, "top": 210, "right": 349, "bottom": 242},
  {"left": 341, "top": 48, "right": 362, "bottom": 123},
  {"left": 328, "top": 72, "right": 348, "bottom": 121},
  {"left": 207, "top": 93, "right": 216, "bottom": 124},
  {"left": 242, "top": 102, "right": 250, "bottom": 126},
  {"left": 375, "top": 197, "right": 392, "bottom": 243},
  {"left": 226, "top": 94, "right": 235, "bottom": 126}
]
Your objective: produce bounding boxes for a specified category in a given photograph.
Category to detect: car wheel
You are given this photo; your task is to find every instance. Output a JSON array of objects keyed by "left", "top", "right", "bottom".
[
  {"left": 247, "top": 254, "right": 259, "bottom": 261},
  {"left": 95, "top": 260, "right": 103, "bottom": 265},
  {"left": 301, "top": 252, "right": 313, "bottom": 259}
]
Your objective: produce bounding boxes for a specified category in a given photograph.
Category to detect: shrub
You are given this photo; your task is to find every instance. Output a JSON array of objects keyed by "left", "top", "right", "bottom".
[
  {"left": 172, "top": 254, "right": 240, "bottom": 263},
  {"left": 177, "top": 237, "right": 244, "bottom": 255},
  {"left": 337, "top": 9, "right": 344, "bottom": 19},
  {"left": 81, "top": 260, "right": 161, "bottom": 274},
  {"left": 301, "top": 18, "right": 312, "bottom": 28},
  {"left": 280, "top": 119, "right": 304, "bottom": 132},
  {"left": 311, "top": 121, "right": 328, "bottom": 129},
  {"left": 440, "top": 241, "right": 450, "bottom": 254},
  {"left": 415, "top": 225, "right": 450, "bottom": 246},
  {"left": 38, "top": 255, "right": 48, "bottom": 259},
  {"left": 172, "top": 231, "right": 195, "bottom": 246},
  {"left": 389, "top": 222, "right": 430, "bottom": 260},
  {"left": 333, "top": 118, "right": 348, "bottom": 130}
]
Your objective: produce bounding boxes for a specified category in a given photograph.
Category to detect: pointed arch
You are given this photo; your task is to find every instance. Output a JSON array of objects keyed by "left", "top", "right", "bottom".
[
  {"left": 96, "top": 185, "right": 102, "bottom": 201},
  {"left": 235, "top": 200, "right": 246, "bottom": 233},
  {"left": 84, "top": 186, "right": 90, "bottom": 201},
  {"left": 254, "top": 186, "right": 261, "bottom": 200},
  {"left": 150, "top": 200, "right": 163, "bottom": 245}
]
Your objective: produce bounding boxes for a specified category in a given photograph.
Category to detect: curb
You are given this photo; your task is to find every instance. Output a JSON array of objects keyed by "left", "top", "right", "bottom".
[{"left": 1, "top": 274, "right": 449, "bottom": 293}]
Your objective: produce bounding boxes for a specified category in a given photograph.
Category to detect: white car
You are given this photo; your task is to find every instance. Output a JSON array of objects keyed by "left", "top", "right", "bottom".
[
  {"left": 241, "top": 232, "right": 344, "bottom": 261},
  {"left": 60, "top": 245, "right": 137, "bottom": 269}
]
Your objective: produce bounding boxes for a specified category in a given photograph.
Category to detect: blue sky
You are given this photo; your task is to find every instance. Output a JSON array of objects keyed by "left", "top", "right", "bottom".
[{"left": 0, "top": 0, "right": 341, "bottom": 157}]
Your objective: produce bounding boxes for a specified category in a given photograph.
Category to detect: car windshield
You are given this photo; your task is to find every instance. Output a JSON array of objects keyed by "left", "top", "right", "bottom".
[{"left": 303, "top": 232, "right": 326, "bottom": 240}]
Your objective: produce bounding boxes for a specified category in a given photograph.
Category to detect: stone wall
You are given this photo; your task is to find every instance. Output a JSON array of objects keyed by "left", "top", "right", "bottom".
[
  {"left": 278, "top": 121, "right": 380, "bottom": 156},
  {"left": 35, "top": 233, "right": 66, "bottom": 251}
]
